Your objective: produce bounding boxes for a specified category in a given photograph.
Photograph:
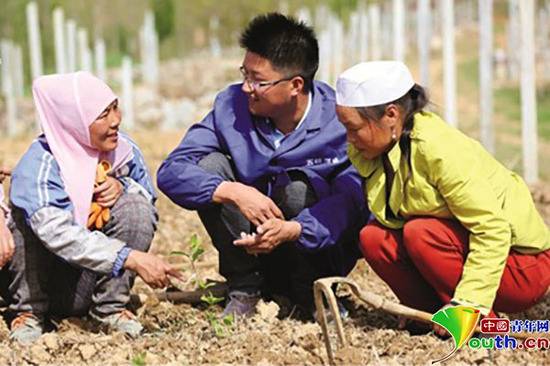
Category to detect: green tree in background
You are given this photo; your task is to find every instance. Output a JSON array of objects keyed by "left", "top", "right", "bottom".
[{"left": 152, "top": 0, "right": 174, "bottom": 42}]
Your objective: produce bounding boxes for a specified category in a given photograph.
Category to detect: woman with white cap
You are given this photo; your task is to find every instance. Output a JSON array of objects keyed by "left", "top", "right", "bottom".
[
  {"left": 4, "top": 71, "right": 181, "bottom": 344},
  {"left": 335, "top": 61, "right": 550, "bottom": 333}
]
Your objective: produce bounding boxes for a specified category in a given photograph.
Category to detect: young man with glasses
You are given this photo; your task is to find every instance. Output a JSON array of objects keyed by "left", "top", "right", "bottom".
[{"left": 158, "top": 13, "right": 367, "bottom": 318}]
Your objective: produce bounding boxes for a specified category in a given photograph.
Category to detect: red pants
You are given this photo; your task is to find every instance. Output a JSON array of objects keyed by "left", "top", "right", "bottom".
[{"left": 359, "top": 218, "right": 550, "bottom": 314}]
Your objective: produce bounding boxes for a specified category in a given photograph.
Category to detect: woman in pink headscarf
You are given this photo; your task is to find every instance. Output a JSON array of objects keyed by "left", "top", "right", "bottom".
[{"left": 4, "top": 71, "right": 181, "bottom": 344}]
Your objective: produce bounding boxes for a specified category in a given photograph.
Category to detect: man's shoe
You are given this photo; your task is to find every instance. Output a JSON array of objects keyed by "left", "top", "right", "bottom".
[
  {"left": 222, "top": 291, "right": 260, "bottom": 317},
  {"left": 91, "top": 309, "right": 143, "bottom": 338},
  {"left": 9, "top": 312, "right": 44, "bottom": 345}
]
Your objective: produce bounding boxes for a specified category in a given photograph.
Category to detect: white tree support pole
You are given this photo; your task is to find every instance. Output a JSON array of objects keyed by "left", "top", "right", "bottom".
[
  {"left": 381, "top": 4, "right": 393, "bottom": 58},
  {"left": 331, "top": 16, "right": 344, "bottom": 85},
  {"left": 417, "top": 0, "right": 431, "bottom": 88},
  {"left": 296, "top": 7, "right": 312, "bottom": 25},
  {"left": 318, "top": 29, "right": 331, "bottom": 83},
  {"left": 94, "top": 38, "right": 107, "bottom": 81},
  {"left": 393, "top": 0, "right": 405, "bottom": 62},
  {"left": 12, "top": 45, "right": 24, "bottom": 97},
  {"left": 369, "top": 5, "right": 382, "bottom": 60},
  {"left": 53, "top": 7, "right": 66, "bottom": 74},
  {"left": 442, "top": 0, "right": 457, "bottom": 127},
  {"left": 519, "top": 0, "right": 538, "bottom": 183},
  {"left": 66, "top": 20, "right": 77, "bottom": 72},
  {"left": 77, "top": 28, "right": 92, "bottom": 72},
  {"left": 358, "top": 6, "right": 369, "bottom": 62},
  {"left": 121, "top": 57, "right": 135, "bottom": 130},
  {"left": 479, "top": 0, "right": 494, "bottom": 154},
  {"left": 348, "top": 12, "right": 360, "bottom": 66},
  {"left": 209, "top": 17, "right": 221, "bottom": 58},
  {"left": 1, "top": 40, "right": 11, "bottom": 96},
  {"left": 507, "top": 0, "right": 520, "bottom": 81},
  {"left": 26, "top": 2, "right": 43, "bottom": 80},
  {"left": 142, "top": 10, "right": 159, "bottom": 88},
  {"left": 540, "top": 2, "right": 550, "bottom": 81},
  {"left": 1, "top": 41, "right": 17, "bottom": 136}
]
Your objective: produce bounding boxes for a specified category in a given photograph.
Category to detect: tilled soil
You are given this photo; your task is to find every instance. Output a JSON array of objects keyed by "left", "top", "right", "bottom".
[{"left": 0, "top": 131, "right": 548, "bottom": 365}]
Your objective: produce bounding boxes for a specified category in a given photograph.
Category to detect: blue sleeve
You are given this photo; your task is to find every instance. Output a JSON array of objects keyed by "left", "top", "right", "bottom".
[
  {"left": 157, "top": 110, "right": 225, "bottom": 210},
  {"left": 10, "top": 151, "right": 74, "bottom": 224},
  {"left": 121, "top": 141, "right": 157, "bottom": 202},
  {"left": 112, "top": 245, "right": 132, "bottom": 277},
  {"left": 293, "top": 163, "right": 368, "bottom": 251}
]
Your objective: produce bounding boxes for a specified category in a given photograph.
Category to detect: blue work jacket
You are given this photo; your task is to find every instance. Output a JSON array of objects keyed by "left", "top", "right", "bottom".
[{"left": 157, "top": 81, "right": 367, "bottom": 274}]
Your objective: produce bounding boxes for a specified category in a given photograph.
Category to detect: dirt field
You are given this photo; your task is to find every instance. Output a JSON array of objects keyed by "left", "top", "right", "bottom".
[
  {"left": 0, "top": 34, "right": 549, "bottom": 363},
  {"left": 0, "top": 129, "right": 548, "bottom": 366}
]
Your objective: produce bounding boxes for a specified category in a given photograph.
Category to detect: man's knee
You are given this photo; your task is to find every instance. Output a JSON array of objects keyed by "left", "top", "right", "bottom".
[
  {"left": 198, "top": 152, "right": 235, "bottom": 180},
  {"left": 272, "top": 172, "right": 317, "bottom": 219}
]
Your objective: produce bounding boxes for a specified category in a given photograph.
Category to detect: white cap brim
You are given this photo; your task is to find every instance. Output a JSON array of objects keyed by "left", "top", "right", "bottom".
[{"left": 336, "top": 61, "right": 415, "bottom": 107}]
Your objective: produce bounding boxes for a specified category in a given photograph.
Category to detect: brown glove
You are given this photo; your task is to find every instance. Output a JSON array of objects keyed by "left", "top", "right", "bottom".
[{"left": 87, "top": 161, "right": 112, "bottom": 230}]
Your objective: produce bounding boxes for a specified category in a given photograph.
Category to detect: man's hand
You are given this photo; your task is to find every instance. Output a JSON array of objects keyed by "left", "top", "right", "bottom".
[
  {"left": 94, "top": 177, "right": 123, "bottom": 208},
  {"left": 233, "top": 218, "right": 302, "bottom": 255},
  {"left": 123, "top": 250, "right": 183, "bottom": 289},
  {"left": 213, "top": 182, "right": 283, "bottom": 226},
  {"left": 0, "top": 215, "right": 14, "bottom": 268},
  {"left": 0, "top": 166, "right": 11, "bottom": 183}
]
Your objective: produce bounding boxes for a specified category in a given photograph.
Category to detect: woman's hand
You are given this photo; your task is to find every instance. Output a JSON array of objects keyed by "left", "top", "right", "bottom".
[
  {"left": 123, "top": 250, "right": 183, "bottom": 289},
  {"left": 94, "top": 177, "right": 123, "bottom": 208},
  {"left": 0, "top": 215, "right": 14, "bottom": 268}
]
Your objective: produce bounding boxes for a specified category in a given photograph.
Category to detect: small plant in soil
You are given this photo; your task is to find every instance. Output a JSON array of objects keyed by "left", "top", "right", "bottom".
[{"left": 171, "top": 233, "right": 234, "bottom": 337}]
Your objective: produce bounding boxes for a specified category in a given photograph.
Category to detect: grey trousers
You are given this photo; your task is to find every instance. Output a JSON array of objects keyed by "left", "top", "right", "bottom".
[
  {"left": 4, "top": 193, "right": 156, "bottom": 318},
  {"left": 198, "top": 152, "right": 335, "bottom": 309}
]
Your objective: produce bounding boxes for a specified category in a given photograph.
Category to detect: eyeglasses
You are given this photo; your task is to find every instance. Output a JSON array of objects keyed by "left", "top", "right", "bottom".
[{"left": 239, "top": 66, "right": 298, "bottom": 92}]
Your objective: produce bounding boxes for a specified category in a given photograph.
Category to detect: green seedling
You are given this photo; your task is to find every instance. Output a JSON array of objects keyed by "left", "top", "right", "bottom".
[
  {"left": 200, "top": 293, "right": 224, "bottom": 306},
  {"left": 130, "top": 352, "right": 146, "bottom": 366},
  {"left": 171, "top": 233, "right": 234, "bottom": 337},
  {"left": 201, "top": 292, "right": 234, "bottom": 337},
  {"left": 197, "top": 280, "right": 215, "bottom": 290},
  {"left": 170, "top": 233, "right": 205, "bottom": 286}
]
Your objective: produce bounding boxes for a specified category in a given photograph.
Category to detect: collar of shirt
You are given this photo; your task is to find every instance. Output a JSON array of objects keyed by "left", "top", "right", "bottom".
[{"left": 265, "top": 91, "right": 313, "bottom": 149}]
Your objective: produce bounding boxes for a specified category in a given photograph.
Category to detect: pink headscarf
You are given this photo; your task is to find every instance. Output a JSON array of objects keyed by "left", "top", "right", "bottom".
[{"left": 32, "top": 71, "right": 133, "bottom": 226}]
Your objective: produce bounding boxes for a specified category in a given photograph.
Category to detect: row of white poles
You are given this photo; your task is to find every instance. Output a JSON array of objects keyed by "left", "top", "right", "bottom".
[
  {"left": 0, "top": 1, "right": 544, "bottom": 183},
  {"left": 1, "top": 1, "right": 166, "bottom": 135},
  {"left": 311, "top": 0, "right": 540, "bottom": 183}
]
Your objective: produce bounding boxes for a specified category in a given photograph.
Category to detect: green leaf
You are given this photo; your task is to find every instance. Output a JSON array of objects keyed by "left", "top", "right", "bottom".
[
  {"left": 201, "top": 292, "right": 224, "bottom": 306},
  {"left": 189, "top": 233, "right": 205, "bottom": 262},
  {"left": 198, "top": 280, "right": 216, "bottom": 290},
  {"left": 222, "top": 314, "right": 234, "bottom": 326},
  {"left": 131, "top": 352, "right": 146, "bottom": 366}
]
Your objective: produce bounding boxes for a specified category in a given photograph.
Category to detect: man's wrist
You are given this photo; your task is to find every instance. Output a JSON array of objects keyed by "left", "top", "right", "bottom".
[
  {"left": 213, "top": 181, "right": 238, "bottom": 204},
  {"left": 287, "top": 221, "right": 302, "bottom": 241}
]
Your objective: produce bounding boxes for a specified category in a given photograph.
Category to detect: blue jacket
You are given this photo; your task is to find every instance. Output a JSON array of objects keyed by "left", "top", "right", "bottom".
[
  {"left": 9, "top": 134, "right": 156, "bottom": 276},
  {"left": 11, "top": 134, "right": 156, "bottom": 223},
  {"left": 157, "top": 82, "right": 367, "bottom": 273}
]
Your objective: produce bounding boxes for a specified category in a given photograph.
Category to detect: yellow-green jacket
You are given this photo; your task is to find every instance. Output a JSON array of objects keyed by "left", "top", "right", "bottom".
[{"left": 349, "top": 111, "right": 550, "bottom": 314}]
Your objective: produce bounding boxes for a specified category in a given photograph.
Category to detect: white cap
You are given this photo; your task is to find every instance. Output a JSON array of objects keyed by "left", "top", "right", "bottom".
[{"left": 336, "top": 61, "right": 415, "bottom": 107}]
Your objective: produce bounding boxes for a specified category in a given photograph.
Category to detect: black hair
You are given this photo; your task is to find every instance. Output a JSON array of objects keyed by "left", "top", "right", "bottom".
[
  {"left": 357, "top": 84, "right": 429, "bottom": 183},
  {"left": 239, "top": 12, "right": 319, "bottom": 92}
]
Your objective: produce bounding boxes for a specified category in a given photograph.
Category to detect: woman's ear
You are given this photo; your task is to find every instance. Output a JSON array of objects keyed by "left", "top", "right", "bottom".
[{"left": 384, "top": 104, "right": 402, "bottom": 128}]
